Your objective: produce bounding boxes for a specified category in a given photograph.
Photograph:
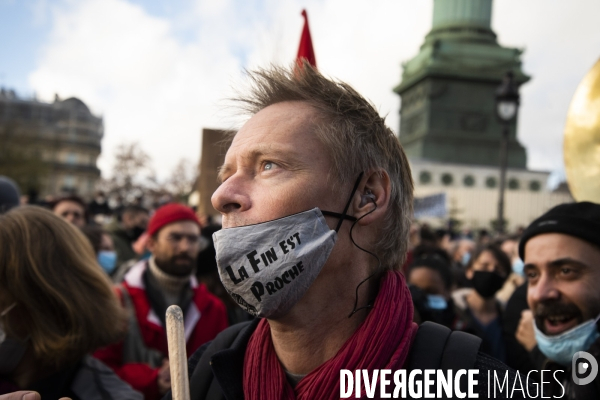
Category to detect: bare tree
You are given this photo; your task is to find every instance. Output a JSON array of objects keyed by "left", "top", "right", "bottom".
[
  {"left": 98, "top": 142, "right": 200, "bottom": 208},
  {"left": 98, "top": 142, "right": 156, "bottom": 202},
  {"left": 167, "top": 158, "right": 198, "bottom": 202}
]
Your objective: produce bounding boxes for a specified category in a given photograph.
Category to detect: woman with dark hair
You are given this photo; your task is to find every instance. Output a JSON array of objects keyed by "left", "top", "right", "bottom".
[
  {"left": 452, "top": 243, "right": 512, "bottom": 362},
  {"left": 0, "top": 206, "right": 141, "bottom": 399}
]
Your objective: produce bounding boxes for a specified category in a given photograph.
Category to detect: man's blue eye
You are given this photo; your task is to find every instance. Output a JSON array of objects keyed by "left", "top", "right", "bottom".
[{"left": 264, "top": 162, "right": 273, "bottom": 170}]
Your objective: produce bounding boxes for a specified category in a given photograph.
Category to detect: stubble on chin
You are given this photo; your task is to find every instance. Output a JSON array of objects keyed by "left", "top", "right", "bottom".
[{"left": 222, "top": 215, "right": 262, "bottom": 229}]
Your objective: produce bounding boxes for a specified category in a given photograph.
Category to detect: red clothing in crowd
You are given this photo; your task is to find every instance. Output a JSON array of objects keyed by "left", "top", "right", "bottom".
[{"left": 94, "top": 261, "right": 228, "bottom": 400}]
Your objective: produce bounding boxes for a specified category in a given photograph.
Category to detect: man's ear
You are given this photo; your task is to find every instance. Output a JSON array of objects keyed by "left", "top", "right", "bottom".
[
  {"left": 146, "top": 234, "right": 157, "bottom": 253},
  {"left": 353, "top": 169, "right": 391, "bottom": 226}
]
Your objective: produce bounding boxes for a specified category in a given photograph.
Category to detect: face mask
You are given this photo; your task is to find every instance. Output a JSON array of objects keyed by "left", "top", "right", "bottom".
[
  {"left": 471, "top": 270, "right": 505, "bottom": 298},
  {"left": 461, "top": 252, "right": 471, "bottom": 266},
  {"left": 512, "top": 258, "right": 525, "bottom": 277},
  {"left": 214, "top": 175, "right": 363, "bottom": 319},
  {"left": 0, "top": 303, "right": 28, "bottom": 374},
  {"left": 534, "top": 315, "right": 600, "bottom": 366},
  {"left": 215, "top": 208, "right": 346, "bottom": 318},
  {"left": 427, "top": 294, "right": 448, "bottom": 310},
  {"left": 98, "top": 250, "right": 117, "bottom": 274}
]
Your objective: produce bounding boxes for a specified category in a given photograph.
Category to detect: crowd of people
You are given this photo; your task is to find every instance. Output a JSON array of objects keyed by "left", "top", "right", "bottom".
[{"left": 0, "top": 63, "right": 599, "bottom": 400}]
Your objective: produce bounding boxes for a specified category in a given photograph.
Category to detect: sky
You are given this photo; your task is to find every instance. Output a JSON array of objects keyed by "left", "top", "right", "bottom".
[{"left": 1, "top": 0, "right": 599, "bottom": 181}]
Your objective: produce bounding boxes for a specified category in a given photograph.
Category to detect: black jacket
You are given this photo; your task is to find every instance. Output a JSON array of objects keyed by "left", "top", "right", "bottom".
[{"left": 164, "top": 320, "right": 537, "bottom": 400}]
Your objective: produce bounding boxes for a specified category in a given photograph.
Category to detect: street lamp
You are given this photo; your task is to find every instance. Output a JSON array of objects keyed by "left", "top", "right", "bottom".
[{"left": 495, "top": 71, "right": 520, "bottom": 234}]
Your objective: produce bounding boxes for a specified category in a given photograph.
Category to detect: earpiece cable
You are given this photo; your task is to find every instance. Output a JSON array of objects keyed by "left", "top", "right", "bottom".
[{"left": 348, "top": 198, "right": 381, "bottom": 318}]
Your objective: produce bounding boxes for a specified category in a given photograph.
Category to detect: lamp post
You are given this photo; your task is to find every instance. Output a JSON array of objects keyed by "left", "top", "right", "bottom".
[{"left": 495, "top": 71, "right": 520, "bottom": 234}]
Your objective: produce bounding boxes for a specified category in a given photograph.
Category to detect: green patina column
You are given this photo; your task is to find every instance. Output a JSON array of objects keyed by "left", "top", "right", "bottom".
[{"left": 394, "top": 0, "right": 529, "bottom": 168}]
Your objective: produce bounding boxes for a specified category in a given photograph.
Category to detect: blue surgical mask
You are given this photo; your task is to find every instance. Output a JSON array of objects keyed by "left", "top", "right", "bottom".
[
  {"left": 512, "top": 258, "right": 525, "bottom": 277},
  {"left": 461, "top": 252, "right": 471, "bottom": 266},
  {"left": 98, "top": 250, "right": 117, "bottom": 274},
  {"left": 534, "top": 315, "right": 600, "bottom": 366},
  {"left": 427, "top": 294, "right": 448, "bottom": 310}
]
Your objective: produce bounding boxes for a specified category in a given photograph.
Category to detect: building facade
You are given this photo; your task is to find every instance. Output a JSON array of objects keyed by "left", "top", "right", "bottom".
[
  {"left": 197, "top": 128, "right": 231, "bottom": 217},
  {"left": 0, "top": 89, "right": 102, "bottom": 199},
  {"left": 411, "top": 160, "right": 572, "bottom": 230}
]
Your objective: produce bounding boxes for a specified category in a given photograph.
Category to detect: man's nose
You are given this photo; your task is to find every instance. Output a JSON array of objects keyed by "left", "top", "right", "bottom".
[
  {"left": 177, "top": 237, "right": 191, "bottom": 252},
  {"left": 211, "top": 177, "right": 250, "bottom": 215},
  {"left": 529, "top": 273, "right": 560, "bottom": 305}
]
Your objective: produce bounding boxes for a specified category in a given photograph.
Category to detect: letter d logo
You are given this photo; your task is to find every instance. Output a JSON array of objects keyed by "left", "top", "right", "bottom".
[{"left": 572, "top": 351, "right": 598, "bottom": 385}]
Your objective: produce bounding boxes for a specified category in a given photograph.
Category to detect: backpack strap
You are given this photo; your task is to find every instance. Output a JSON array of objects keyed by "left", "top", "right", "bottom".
[
  {"left": 408, "top": 321, "right": 482, "bottom": 371},
  {"left": 407, "top": 321, "right": 452, "bottom": 371},
  {"left": 440, "top": 330, "right": 482, "bottom": 371},
  {"left": 441, "top": 329, "right": 482, "bottom": 398},
  {"left": 406, "top": 322, "right": 482, "bottom": 399}
]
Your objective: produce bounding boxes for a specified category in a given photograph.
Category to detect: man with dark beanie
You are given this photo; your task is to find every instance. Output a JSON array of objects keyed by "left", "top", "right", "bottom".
[
  {"left": 94, "top": 203, "right": 228, "bottom": 400},
  {"left": 516, "top": 201, "right": 600, "bottom": 399}
]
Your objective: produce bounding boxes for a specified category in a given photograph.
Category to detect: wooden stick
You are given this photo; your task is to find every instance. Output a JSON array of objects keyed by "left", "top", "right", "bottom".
[{"left": 166, "top": 305, "right": 190, "bottom": 400}]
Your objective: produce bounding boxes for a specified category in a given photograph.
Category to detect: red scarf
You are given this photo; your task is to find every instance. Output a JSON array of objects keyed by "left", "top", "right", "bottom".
[{"left": 243, "top": 270, "right": 418, "bottom": 400}]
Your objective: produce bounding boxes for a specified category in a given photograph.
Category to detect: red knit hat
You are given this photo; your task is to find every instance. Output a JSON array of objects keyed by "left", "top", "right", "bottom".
[{"left": 147, "top": 203, "right": 201, "bottom": 236}]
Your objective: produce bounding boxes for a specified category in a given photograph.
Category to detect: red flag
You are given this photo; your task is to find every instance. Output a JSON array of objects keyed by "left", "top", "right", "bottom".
[{"left": 296, "top": 9, "right": 316, "bottom": 68}]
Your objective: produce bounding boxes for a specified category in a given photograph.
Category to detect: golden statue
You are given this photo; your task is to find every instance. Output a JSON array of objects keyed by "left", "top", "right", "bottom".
[{"left": 564, "top": 58, "right": 600, "bottom": 202}]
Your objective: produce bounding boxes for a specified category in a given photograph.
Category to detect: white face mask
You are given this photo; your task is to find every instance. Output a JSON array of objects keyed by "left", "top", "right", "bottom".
[
  {"left": 534, "top": 314, "right": 600, "bottom": 366},
  {"left": 512, "top": 258, "right": 525, "bottom": 277},
  {"left": 0, "top": 303, "right": 28, "bottom": 374},
  {"left": 214, "top": 208, "right": 341, "bottom": 319}
]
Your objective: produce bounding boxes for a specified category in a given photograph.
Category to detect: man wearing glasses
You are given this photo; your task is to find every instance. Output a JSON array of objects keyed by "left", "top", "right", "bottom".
[{"left": 94, "top": 203, "right": 228, "bottom": 400}]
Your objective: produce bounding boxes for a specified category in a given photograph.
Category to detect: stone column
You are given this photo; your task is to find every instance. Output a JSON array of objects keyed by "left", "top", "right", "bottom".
[{"left": 432, "top": 0, "right": 493, "bottom": 30}]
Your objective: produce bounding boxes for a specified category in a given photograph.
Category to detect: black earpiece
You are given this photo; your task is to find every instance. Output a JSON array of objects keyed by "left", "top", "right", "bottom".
[{"left": 359, "top": 190, "right": 376, "bottom": 207}]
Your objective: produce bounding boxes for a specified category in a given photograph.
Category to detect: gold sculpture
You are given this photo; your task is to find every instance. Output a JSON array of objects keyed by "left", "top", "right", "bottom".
[{"left": 564, "top": 58, "right": 600, "bottom": 202}]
